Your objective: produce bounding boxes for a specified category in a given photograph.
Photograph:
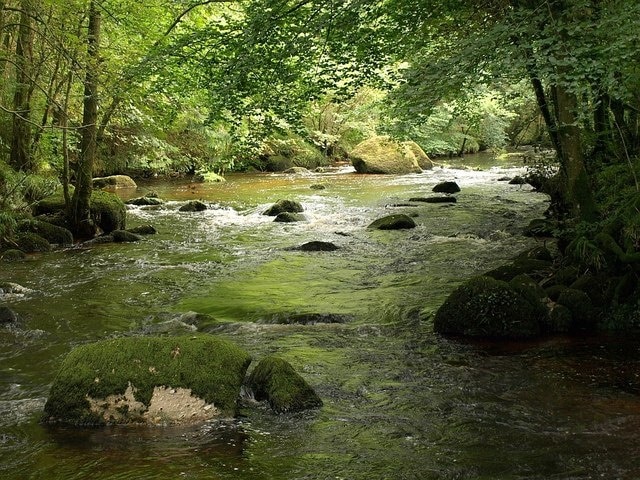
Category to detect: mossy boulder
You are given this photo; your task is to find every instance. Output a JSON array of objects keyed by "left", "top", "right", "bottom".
[
  {"left": 274, "top": 212, "right": 307, "bottom": 223},
  {"left": 43, "top": 335, "right": 252, "bottom": 426},
  {"left": 179, "top": 200, "right": 207, "bottom": 212},
  {"left": 403, "top": 141, "right": 434, "bottom": 170},
  {"left": 34, "top": 191, "right": 126, "bottom": 234},
  {"left": 260, "top": 135, "right": 326, "bottom": 172},
  {"left": 368, "top": 214, "right": 416, "bottom": 230},
  {"left": 93, "top": 175, "right": 137, "bottom": 189},
  {"left": 432, "top": 181, "right": 461, "bottom": 194},
  {"left": 14, "top": 232, "right": 51, "bottom": 253},
  {"left": 1, "top": 249, "right": 26, "bottom": 261},
  {"left": 484, "top": 258, "right": 553, "bottom": 282},
  {"left": 350, "top": 136, "right": 423, "bottom": 174},
  {"left": 17, "top": 219, "right": 73, "bottom": 246},
  {"left": 283, "top": 167, "right": 311, "bottom": 174},
  {"left": 111, "top": 230, "right": 142, "bottom": 243},
  {"left": 127, "top": 225, "right": 157, "bottom": 235},
  {"left": 263, "top": 199, "right": 304, "bottom": 216},
  {"left": 556, "top": 288, "right": 597, "bottom": 331},
  {"left": 126, "top": 196, "right": 164, "bottom": 206},
  {"left": 285, "top": 241, "right": 339, "bottom": 251},
  {"left": 247, "top": 356, "right": 322, "bottom": 414},
  {"left": 433, "top": 276, "right": 542, "bottom": 339}
]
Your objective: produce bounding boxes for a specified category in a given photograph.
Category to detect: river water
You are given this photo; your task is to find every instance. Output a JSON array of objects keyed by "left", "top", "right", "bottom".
[{"left": 2, "top": 157, "right": 640, "bottom": 479}]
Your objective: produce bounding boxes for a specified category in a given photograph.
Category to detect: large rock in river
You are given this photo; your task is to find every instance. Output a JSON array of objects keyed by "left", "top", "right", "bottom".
[
  {"left": 263, "top": 199, "right": 304, "bottom": 216},
  {"left": 433, "top": 276, "right": 543, "bottom": 339},
  {"left": 93, "top": 175, "right": 137, "bottom": 190},
  {"left": 247, "top": 356, "right": 322, "bottom": 413},
  {"left": 350, "top": 136, "right": 425, "bottom": 174},
  {"left": 43, "top": 335, "right": 252, "bottom": 426},
  {"left": 368, "top": 214, "right": 416, "bottom": 230}
]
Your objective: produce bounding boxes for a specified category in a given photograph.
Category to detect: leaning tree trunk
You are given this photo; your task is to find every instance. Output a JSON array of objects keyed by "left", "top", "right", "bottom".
[
  {"left": 70, "top": 0, "right": 100, "bottom": 236},
  {"left": 10, "top": 0, "right": 33, "bottom": 171}
]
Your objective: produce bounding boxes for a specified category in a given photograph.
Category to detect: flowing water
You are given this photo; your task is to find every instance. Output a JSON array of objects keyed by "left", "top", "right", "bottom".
[{"left": 2, "top": 157, "right": 640, "bottom": 479}]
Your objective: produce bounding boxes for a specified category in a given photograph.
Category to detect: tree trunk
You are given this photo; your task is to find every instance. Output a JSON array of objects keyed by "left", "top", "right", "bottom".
[
  {"left": 70, "top": 0, "right": 100, "bottom": 236},
  {"left": 554, "top": 84, "right": 597, "bottom": 221},
  {"left": 10, "top": 0, "right": 33, "bottom": 171}
]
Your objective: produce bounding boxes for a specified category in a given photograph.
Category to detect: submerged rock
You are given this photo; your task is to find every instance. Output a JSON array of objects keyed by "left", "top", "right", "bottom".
[
  {"left": 283, "top": 167, "right": 311, "bottom": 174},
  {"left": 43, "top": 335, "right": 252, "bottom": 426},
  {"left": 310, "top": 184, "right": 326, "bottom": 190},
  {"left": 263, "top": 199, "right": 304, "bottom": 216},
  {"left": 285, "top": 241, "right": 339, "bottom": 251},
  {"left": 0, "top": 306, "right": 19, "bottom": 325},
  {"left": 350, "top": 136, "right": 423, "bottom": 174},
  {"left": 261, "top": 313, "right": 353, "bottom": 325},
  {"left": 367, "top": 214, "right": 416, "bottom": 230},
  {"left": 433, "top": 276, "right": 543, "bottom": 339},
  {"left": 247, "top": 356, "right": 322, "bottom": 414},
  {"left": 432, "top": 181, "right": 461, "bottom": 194},
  {"left": 179, "top": 200, "right": 208, "bottom": 212},
  {"left": 409, "top": 196, "right": 457, "bottom": 204},
  {"left": 112, "top": 230, "right": 142, "bottom": 243},
  {"left": 127, "top": 225, "right": 157, "bottom": 235}
]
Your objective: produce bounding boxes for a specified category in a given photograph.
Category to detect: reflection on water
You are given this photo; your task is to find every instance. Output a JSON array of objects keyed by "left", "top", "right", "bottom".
[{"left": 1, "top": 161, "right": 640, "bottom": 479}]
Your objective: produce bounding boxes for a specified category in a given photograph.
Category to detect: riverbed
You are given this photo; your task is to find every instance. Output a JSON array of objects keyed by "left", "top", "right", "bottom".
[{"left": 2, "top": 158, "right": 640, "bottom": 479}]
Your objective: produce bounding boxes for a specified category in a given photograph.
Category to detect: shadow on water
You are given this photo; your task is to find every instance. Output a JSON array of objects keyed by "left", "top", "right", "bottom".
[{"left": 2, "top": 161, "right": 640, "bottom": 479}]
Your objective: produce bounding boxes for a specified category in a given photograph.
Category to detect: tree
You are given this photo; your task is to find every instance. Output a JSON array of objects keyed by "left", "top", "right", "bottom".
[{"left": 70, "top": 0, "right": 99, "bottom": 235}]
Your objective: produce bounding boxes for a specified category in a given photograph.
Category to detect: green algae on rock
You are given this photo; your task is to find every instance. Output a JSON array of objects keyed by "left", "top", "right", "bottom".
[
  {"left": 367, "top": 214, "right": 416, "bottom": 230},
  {"left": 247, "top": 356, "right": 322, "bottom": 414},
  {"left": 43, "top": 335, "right": 252, "bottom": 426}
]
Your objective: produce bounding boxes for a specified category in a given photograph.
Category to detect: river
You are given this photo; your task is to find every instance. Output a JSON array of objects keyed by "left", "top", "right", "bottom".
[{"left": 2, "top": 157, "right": 640, "bottom": 479}]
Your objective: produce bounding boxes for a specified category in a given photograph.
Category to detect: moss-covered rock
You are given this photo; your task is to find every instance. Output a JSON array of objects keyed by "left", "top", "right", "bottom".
[
  {"left": 93, "top": 175, "right": 137, "bottom": 189},
  {"left": 484, "top": 258, "right": 552, "bottom": 282},
  {"left": 432, "top": 181, "right": 461, "bottom": 194},
  {"left": 14, "top": 232, "right": 51, "bottom": 253},
  {"left": 274, "top": 212, "right": 307, "bottom": 223},
  {"left": 179, "top": 200, "right": 208, "bottom": 212},
  {"left": 433, "top": 276, "right": 542, "bottom": 339},
  {"left": 127, "top": 225, "right": 157, "bottom": 235},
  {"left": 1, "top": 249, "right": 26, "bottom": 261},
  {"left": 557, "top": 288, "right": 597, "bottom": 331},
  {"left": 285, "top": 241, "right": 339, "bottom": 251},
  {"left": 260, "top": 135, "right": 326, "bottom": 172},
  {"left": 263, "top": 199, "right": 304, "bottom": 216},
  {"left": 17, "top": 219, "right": 73, "bottom": 246},
  {"left": 111, "top": 230, "right": 142, "bottom": 243},
  {"left": 409, "top": 196, "right": 457, "bottom": 204},
  {"left": 126, "top": 196, "right": 164, "bottom": 206},
  {"left": 367, "top": 214, "right": 416, "bottom": 230},
  {"left": 43, "top": 335, "right": 252, "bottom": 426},
  {"left": 247, "top": 356, "right": 322, "bottom": 414},
  {"left": 403, "top": 141, "right": 433, "bottom": 170},
  {"left": 350, "top": 136, "right": 423, "bottom": 174},
  {"left": 34, "top": 191, "right": 126, "bottom": 234}
]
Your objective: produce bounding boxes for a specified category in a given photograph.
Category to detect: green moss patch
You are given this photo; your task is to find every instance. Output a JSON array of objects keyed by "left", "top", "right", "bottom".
[
  {"left": 247, "top": 356, "right": 322, "bottom": 414},
  {"left": 43, "top": 335, "right": 252, "bottom": 426}
]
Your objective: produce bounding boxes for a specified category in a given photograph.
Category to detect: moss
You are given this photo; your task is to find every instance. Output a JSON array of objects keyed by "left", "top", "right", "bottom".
[
  {"left": 247, "top": 356, "right": 322, "bottom": 414},
  {"left": 350, "top": 136, "right": 422, "bottom": 174},
  {"left": 433, "top": 275, "right": 542, "bottom": 339},
  {"left": 17, "top": 219, "right": 73, "bottom": 245},
  {"left": 1, "top": 249, "right": 26, "bottom": 261},
  {"left": 43, "top": 335, "right": 252, "bottom": 426}
]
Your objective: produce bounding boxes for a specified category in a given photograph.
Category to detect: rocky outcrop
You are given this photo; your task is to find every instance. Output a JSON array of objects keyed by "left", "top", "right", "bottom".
[
  {"left": 43, "top": 335, "right": 252, "bottom": 426},
  {"left": 350, "top": 136, "right": 423, "bottom": 174},
  {"left": 368, "top": 214, "right": 416, "bottom": 230},
  {"left": 247, "top": 356, "right": 322, "bottom": 414},
  {"left": 93, "top": 175, "right": 137, "bottom": 190},
  {"left": 263, "top": 199, "right": 304, "bottom": 216}
]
